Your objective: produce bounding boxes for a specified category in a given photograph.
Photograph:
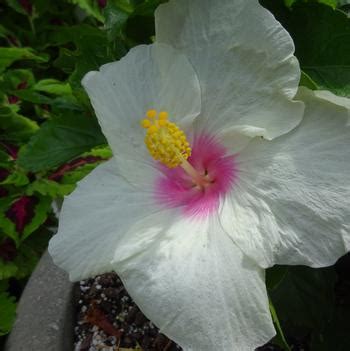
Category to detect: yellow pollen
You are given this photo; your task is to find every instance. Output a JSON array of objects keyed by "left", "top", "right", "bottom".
[
  {"left": 148, "top": 125, "right": 159, "bottom": 134},
  {"left": 141, "top": 119, "right": 152, "bottom": 128},
  {"left": 158, "top": 119, "right": 167, "bottom": 127},
  {"left": 146, "top": 109, "right": 157, "bottom": 119},
  {"left": 159, "top": 111, "right": 168, "bottom": 120},
  {"left": 141, "top": 110, "right": 191, "bottom": 168}
]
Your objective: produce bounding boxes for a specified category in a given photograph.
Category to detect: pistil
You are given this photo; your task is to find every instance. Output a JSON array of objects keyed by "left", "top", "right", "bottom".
[{"left": 180, "top": 159, "right": 212, "bottom": 188}]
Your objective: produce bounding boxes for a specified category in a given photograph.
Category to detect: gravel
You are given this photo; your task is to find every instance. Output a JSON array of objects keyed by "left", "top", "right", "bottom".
[
  {"left": 74, "top": 272, "right": 284, "bottom": 351},
  {"left": 74, "top": 272, "right": 182, "bottom": 351}
]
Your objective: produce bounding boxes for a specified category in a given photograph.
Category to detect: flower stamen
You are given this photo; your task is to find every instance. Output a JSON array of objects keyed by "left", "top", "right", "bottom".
[{"left": 141, "top": 110, "right": 211, "bottom": 187}]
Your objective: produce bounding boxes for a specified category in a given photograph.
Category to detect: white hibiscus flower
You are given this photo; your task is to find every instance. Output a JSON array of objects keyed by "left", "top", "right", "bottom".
[{"left": 49, "top": 0, "right": 350, "bottom": 350}]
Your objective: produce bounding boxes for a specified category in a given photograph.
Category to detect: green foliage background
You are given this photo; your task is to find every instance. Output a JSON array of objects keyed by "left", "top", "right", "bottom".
[{"left": 0, "top": 0, "right": 349, "bottom": 349}]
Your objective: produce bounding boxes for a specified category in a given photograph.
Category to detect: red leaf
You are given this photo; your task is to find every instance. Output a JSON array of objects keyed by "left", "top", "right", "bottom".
[
  {"left": 8, "top": 95, "right": 19, "bottom": 104},
  {"left": 98, "top": 0, "right": 107, "bottom": 9},
  {"left": 6, "top": 196, "right": 38, "bottom": 234},
  {"left": 16, "top": 81, "right": 28, "bottom": 90},
  {"left": 0, "top": 238, "right": 17, "bottom": 262},
  {"left": 48, "top": 156, "right": 104, "bottom": 181},
  {"left": 1, "top": 142, "right": 19, "bottom": 159},
  {"left": 0, "top": 168, "right": 10, "bottom": 182}
]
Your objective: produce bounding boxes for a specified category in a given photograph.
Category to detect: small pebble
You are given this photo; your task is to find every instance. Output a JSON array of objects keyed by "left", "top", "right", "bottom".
[
  {"left": 74, "top": 272, "right": 283, "bottom": 351},
  {"left": 74, "top": 272, "right": 181, "bottom": 351}
]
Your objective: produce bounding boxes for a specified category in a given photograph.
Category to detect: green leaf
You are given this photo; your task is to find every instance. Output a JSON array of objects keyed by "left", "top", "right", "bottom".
[
  {"left": 298, "top": 2, "right": 350, "bottom": 96},
  {"left": 47, "top": 147, "right": 111, "bottom": 184},
  {"left": 310, "top": 292, "right": 350, "bottom": 351},
  {"left": 11, "top": 242, "right": 42, "bottom": 278},
  {"left": 53, "top": 47, "right": 76, "bottom": 74},
  {"left": 269, "top": 300, "right": 291, "bottom": 351},
  {"left": 261, "top": 1, "right": 350, "bottom": 96},
  {"left": 113, "top": 0, "right": 135, "bottom": 14},
  {"left": 0, "top": 106, "right": 39, "bottom": 142},
  {"left": 0, "top": 150, "right": 9, "bottom": 162},
  {"left": 16, "top": 225, "right": 52, "bottom": 277},
  {"left": 21, "top": 196, "right": 52, "bottom": 241},
  {"left": 103, "top": 2, "right": 129, "bottom": 41},
  {"left": 284, "top": 0, "right": 337, "bottom": 8},
  {"left": 133, "top": 0, "right": 165, "bottom": 16},
  {"left": 0, "top": 69, "right": 35, "bottom": 92},
  {"left": 0, "top": 195, "right": 52, "bottom": 243},
  {"left": 49, "top": 24, "right": 105, "bottom": 46},
  {"left": 6, "top": 0, "right": 31, "bottom": 16},
  {"left": 303, "top": 66, "right": 350, "bottom": 96},
  {"left": 11, "top": 89, "right": 53, "bottom": 105},
  {"left": 33, "top": 79, "right": 72, "bottom": 95},
  {"left": 51, "top": 25, "right": 116, "bottom": 92},
  {"left": 0, "top": 229, "right": 50, "bottom": 280},
  {"left": 126, "top": 14, "right": 156, "bottom": 45},
  {"left": 300, "top": 70, "right": 319, "bottom": 90},
  {"left": 270, "top": 266, "right": 337, "bottom": 335},
  {"left": 49, "top": 95, "right": 82, "bottom": 113},
  {"left": 70, "top": 40, "right": 116, "bottom": 90},
  {"left": 59, "top": 162, "right": 101, "bottom": 184},
  {"left": 0, "top": 171, "right": 29, "bottom": 187},
  {"left": 0, "top": 291, "right": 16, "bottom": 336},
  {"left": 0, "top": 24, "right": 10, "bottom": 39},
  {"left": 26, "top": 179, "right": 75, "bottom": 197},
  {"left": 88, "top": 146, "right": 113, "bottom": 159},
  {"left": 0, "top": 197, "right": 18, "bottom": 244},
  {"left": 17, "top": 112, "right": 106, "bottom": 171},
  {"left": 0, "top": 260, "right": 18, "bottom": 280},
  {"left": 0, "top": 48, "right": 48, "bottom": 73},
  {"left": 70, "top": 0, "right": 105, "bottom": 22},
  {"left": 0, "top": 280, "right": 9, "bottom": 292},
  {"left": 266, "top": 265, "right": 288, "bottom": 291}
]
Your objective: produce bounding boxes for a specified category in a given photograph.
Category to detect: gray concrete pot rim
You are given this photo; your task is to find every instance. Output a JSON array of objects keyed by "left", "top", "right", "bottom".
[{"left": 5, "top": 251, "right": 74, "bottom": 351}]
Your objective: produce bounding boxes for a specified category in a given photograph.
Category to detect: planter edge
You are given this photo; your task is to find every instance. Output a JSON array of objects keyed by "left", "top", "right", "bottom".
[{"left": 5, "top": 250, "right": 74, "bottom": 351}]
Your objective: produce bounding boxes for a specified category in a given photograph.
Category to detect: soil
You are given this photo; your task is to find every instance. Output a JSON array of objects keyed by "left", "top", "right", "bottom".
[
  {"left": 73, "top": 272, "right": 282, "bottom": 351},
  {"left": 74, "top": 273, "right": 182, "bottom": 351}
]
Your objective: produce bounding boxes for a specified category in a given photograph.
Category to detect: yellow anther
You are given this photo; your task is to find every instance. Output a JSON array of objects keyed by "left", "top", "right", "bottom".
[
  {"left": 159, "top": 111, "right": 168, "bottom": 120},
  {"left": 141, "top": 110, "right": 191, "bottom": 168},
  {"left": 158, "top": 119, "right": 167, "bottom": 127},
  {"left": 148, "top": 125, "right": 159, "bottom": 134},
  {"left": 146, "top": 109, "right": 157, "bottom": 119},
  {"left": 141, "top": 119, "right": 152, "bottom": 128}
]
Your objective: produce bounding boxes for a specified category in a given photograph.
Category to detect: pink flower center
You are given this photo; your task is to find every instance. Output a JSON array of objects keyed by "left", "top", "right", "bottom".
[{"left": 154, "top": 134, "right": 238, "bottom": 218}]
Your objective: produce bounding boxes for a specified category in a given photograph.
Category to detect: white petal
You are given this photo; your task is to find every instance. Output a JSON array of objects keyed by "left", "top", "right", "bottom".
[
  {"left": 82, "top": 43, "right": 201, "bottom": 165},
  {"left": 156, "top": 0, "right": 304, "bottom": 140},
  {"left": 48, "top": 159, "right": 161, "bottom": 281},
  {"left": 220, "top": 87, "right": 350, "bottom": 268},
  {"left": 216, "top": 124, "right": 267, "bottom": 154},
  {"left": 313, "top": 90, "right": 350, "bottom": 125},
  {"left": 114, "top": 215, "right": 275, "bottom": 351}
]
